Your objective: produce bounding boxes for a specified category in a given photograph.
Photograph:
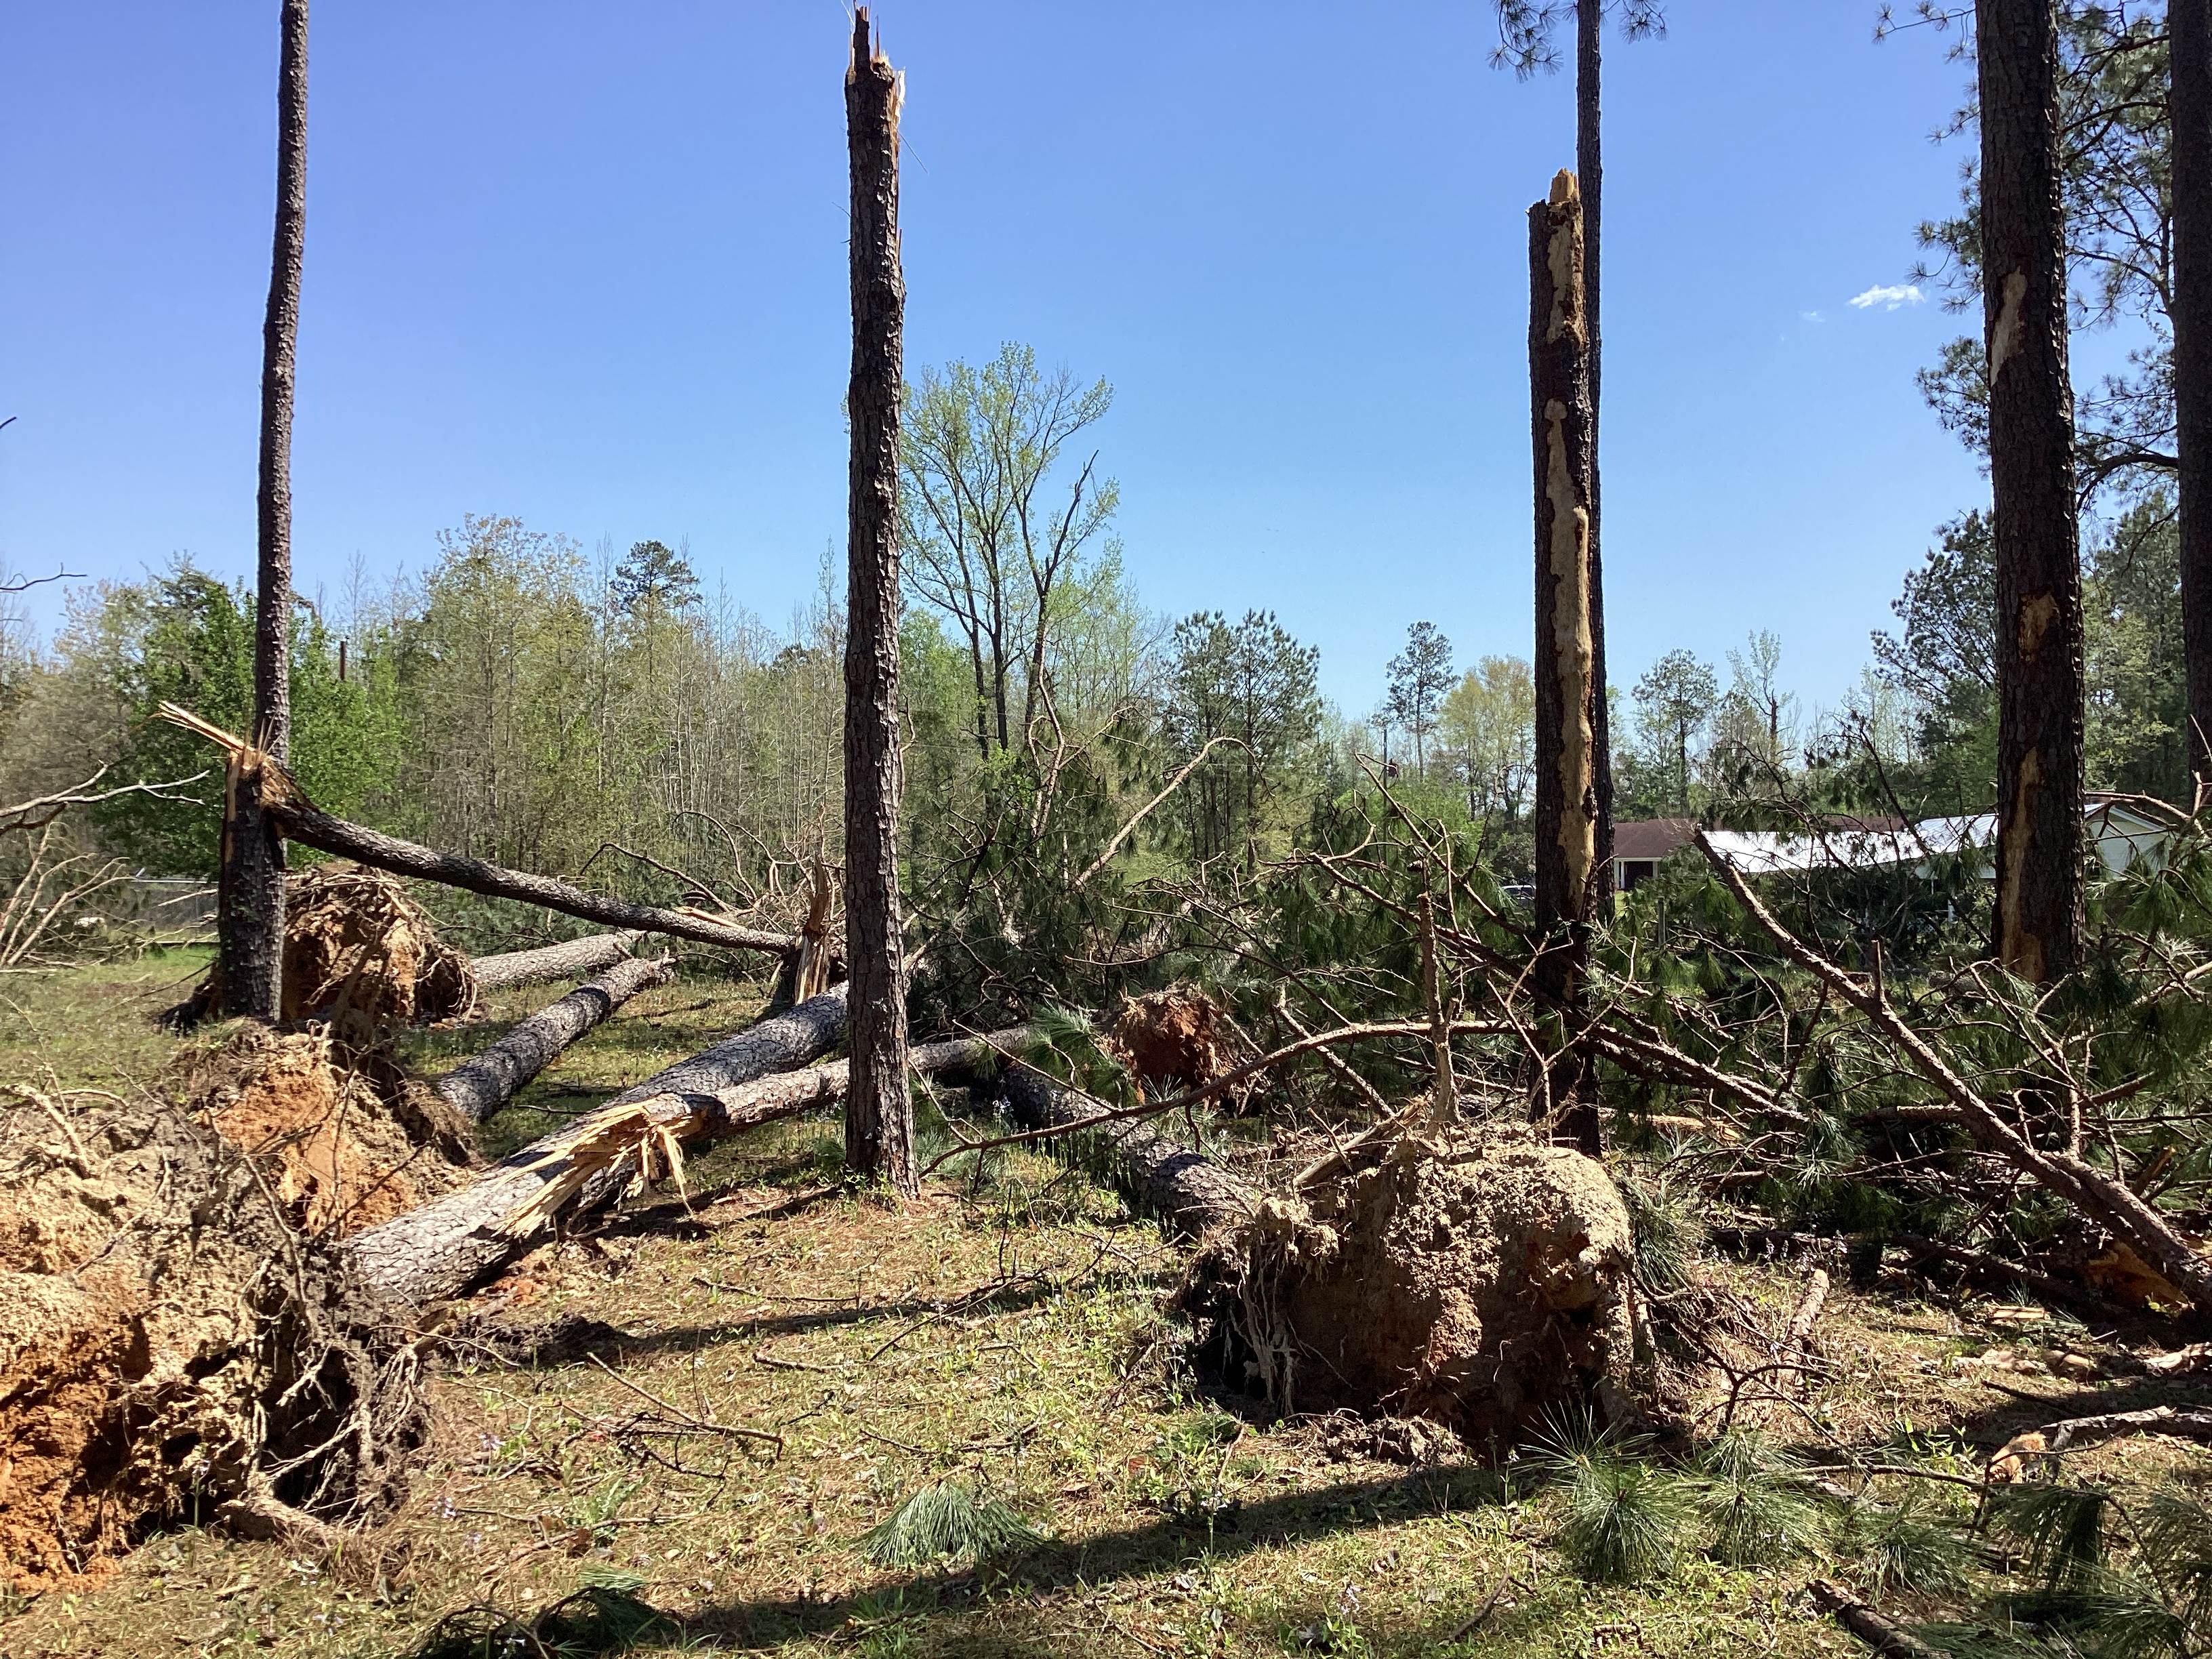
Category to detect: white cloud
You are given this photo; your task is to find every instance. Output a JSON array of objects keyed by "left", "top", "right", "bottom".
[
  {"left": 1800, "top": 310, "right": 1827, "bottom": 323},
  {"left": 1848, "top": 283, "right": 1924, "bottom": 312}
]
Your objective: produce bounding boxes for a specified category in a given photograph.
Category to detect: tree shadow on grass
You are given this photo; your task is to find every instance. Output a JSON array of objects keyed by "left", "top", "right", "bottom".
[{"left": 410, "top": 1464, "right": 1517, "bottom": 1658}]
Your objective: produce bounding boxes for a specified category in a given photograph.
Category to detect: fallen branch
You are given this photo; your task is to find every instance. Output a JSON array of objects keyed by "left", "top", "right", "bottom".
[
  {"left": 1805, "top": 1579, "right": 1940, "bottom": 1659},
  {"left": 1778, "top": 1268, "right": 1829, "bottom": 1397},
  {"left": 1074, "top": 735, "right": 1242, "bottom": 888},
  {"left": 472, "top": 932, "right": 650, "bottom": 992},
  {"left": 350, "top": 985, "right": 852, "bottom": 1305},
  {"left": 922, "top": 1016, "right": 1514, "bottom": 1181},
  {"left": 436, "top": 955, "right": 675, "bottom": 1124},
  {"left": 1989, "top": 1405, "right": 2212, "bottom": 1481},
  {"left": 155, "top": 703, "right": 802, "bottom": 959},
  {"left": 1886, "top": 1234, "right": 2114, "bottom": 1316},
  {"left": 1698, "top": 832, "right": 2212, "bottom": 1315},
  {"left": 0, "top": 766, "right": 208, "bottom": 837}
]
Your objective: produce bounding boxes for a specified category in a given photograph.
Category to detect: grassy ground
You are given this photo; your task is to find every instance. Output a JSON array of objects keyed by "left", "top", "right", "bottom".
[{"left": 5, "top": 954, "right": 2211, "bottom": 1656}]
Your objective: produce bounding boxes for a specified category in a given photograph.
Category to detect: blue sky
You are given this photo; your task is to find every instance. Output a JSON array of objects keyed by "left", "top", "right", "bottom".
[{"left": 1, "top": 2, "right": 2045, "bottom": 722}]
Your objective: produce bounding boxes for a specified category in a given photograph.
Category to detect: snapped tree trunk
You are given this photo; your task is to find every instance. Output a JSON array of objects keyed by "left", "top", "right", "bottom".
[
  {"left": 218, "top": 0, "right": 308, "bottom": 1024},
  {"left": 987, "top": 1067, "right": 1254, "bottom": 1238},
  {"left": 349, "top": 986, "right": 853, "bottom": 1305},
  {"left": 1979, "top": 0, "right": 2086, "bottom": 983},
  {"left": 160, "top": 703, "right": 804, "bottom": 960},
  {"left": 471, "top": 931, "right": 649, "bottom": 993},
  {"left": 1576, "top": 0, "right": 1616, "bottom": 907},
  {"left": 435, "top": 954, "right": 674, "bottom": 1124},
  {"left": 2173, "top": 0, "right": 2212, "bottom": 785},
  {"left": 1530, "top": 169, "right": 1603, "bottom": 1155},
  {"left": 843, "top": 7, "right": 916, "bottom": 1196}
]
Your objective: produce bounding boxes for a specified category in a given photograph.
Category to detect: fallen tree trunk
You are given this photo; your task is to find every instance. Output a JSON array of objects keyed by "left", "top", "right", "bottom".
[
  {"left": 472, "top": 932, "right": 649, "bottom": 992},
  {"left": 354, "top": 986, "right": 851, "bottom": 1303},
  {"left": 987, "top": 1065, "right": 1254, "bottom": 1237},
  {"left": 436, "top": 955, "right": 675, "bottom": 1124},
  {"left": 157, "top": 704, "right": 801, "bottom": 960}
]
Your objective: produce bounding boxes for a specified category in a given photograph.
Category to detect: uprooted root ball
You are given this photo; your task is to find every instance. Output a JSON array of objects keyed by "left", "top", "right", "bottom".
[
  {"left": 0, "top": 1030, "right": 464, "bottom": 1591},
  {"left": 1111, "top": 985, "right": 1237, "bottom": 1101},
  {"left": 1181, "top": 1123, "right": 1642, "bottom": 1446},
  {"left": 172, "top": 863, "right": 477, "bottom": 1033},
  {"left": 173, "top": 1023, "right": 478, "bottom": 1235}
]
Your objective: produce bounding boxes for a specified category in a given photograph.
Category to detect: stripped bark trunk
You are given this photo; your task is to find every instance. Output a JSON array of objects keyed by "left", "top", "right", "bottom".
[
  {"left": 844, "top": 7, "right": 915, "bottom": 1197},
  {"left": 2173, "top": 0, "right": 2212, "bottom": 783},
  {"left": 1530, "top": 169, "right": 1602, "bottom": 1155},
  {"left": 793, "top": 863, "right": 836, "bottom": 1004},
  {"left": 219, "top": 0, "right": 309, "bottom": 1024},
  {"left": 159, "top": 704, "right": 802, "bottom": 959},
  {"left": 472, "top": 932, "right": 648, "bottom": 993},
  {"left": 1980, "top": 0, "right": 2086, "bottom": 983},
  {"left": 436, "top": 955, "right": 674, "bottom": 1124},
  {"left": 987, "top": 1067, "right": 1254, "bottom": 1237},
  {"left": 349, "top": 987, "right": 852, "bottom": 1305}
]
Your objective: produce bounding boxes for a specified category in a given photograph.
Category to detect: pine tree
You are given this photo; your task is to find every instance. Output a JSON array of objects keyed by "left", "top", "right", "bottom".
[
  {"left": 1980, "top": 0, "right": 2087, "bottom": 983},
  {"left": 842, "top": 6, "right": 915, "bottom": 1196},
  {"left": 218, "top": 0, "right": 308, "bottom": 1021},
  {"left": 2173, "top": 0, "right": 2212, "bottom": 783}
]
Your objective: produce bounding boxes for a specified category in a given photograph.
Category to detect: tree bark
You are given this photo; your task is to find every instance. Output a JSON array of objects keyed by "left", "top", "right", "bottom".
[
  {"left": 1979, "top": 0, "right": 2086, "bottom": 983},
  {"left": 2173, "top": 0, "right": 2212, "bottom": 787},
  {"left": 471, "top": 932, "right": 649, "bottom": 993},
  {"left": 435, "top": 954, "right": 674, "bottom": 1124},
  {"left": 844, "top": 7, "right": 916, "bottom": 1197},
  {"left": 349, "top": 987, "right": 854, "bottom": 1305},
  {"left": 1576, "top": 0, "right": 1616, "bottom": 910},
  {"left": 1530, "top": 169, "right": 1603, "bottom": 1155},
  {"left": 987, "top": 1066, "right": 1254, "bottom": 1238},
  {"left": 218, "top": 0, "right": 308, "bottom": 1024}
]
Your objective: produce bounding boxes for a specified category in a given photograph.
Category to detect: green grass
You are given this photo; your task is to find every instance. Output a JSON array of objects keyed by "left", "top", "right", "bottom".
[
  {"left": 0, "top": 945, "right": 211, "bottom": 1093},
  {"left": 9, "top": 949, "right": 2212, "bottom": 1656}
]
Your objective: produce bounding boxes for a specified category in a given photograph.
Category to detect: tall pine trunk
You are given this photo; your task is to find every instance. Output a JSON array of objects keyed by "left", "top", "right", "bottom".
[
  {"left": 219, "top": 0, "right": 308, "bottom": 1023},
  {"left": 1530, "top": 170, "right": 1602, "bottom": 1158},
  {"left": 2173, "top": 0, "right": 2212, "bottom": 788},
  {"left": 1978, "top": 0, "right": 2085, "bottom": 983},
  {"left": 1576, "top": 0, "right": 1614, "bottom": 909},
  {"left": 843, "top": 7, "right": 916, "bottom": 1197}
]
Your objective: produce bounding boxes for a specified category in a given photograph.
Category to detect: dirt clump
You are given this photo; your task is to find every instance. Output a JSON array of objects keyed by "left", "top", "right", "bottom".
[
  {"left": 1183, "top": 1122, "right": 1640, "bottom": 1447},
  {"left": 0, "top": 1031, "right": 459, "bottom": 1593},
  {"left": 170, "top": 863, "right": 476, "bottom": 1033},
  {"left": 1111, "top": 985, "right": 1236, "bottom": 1101},
  {"left": 174, "top": 1025, "right": 478, "bottom": 1235}
]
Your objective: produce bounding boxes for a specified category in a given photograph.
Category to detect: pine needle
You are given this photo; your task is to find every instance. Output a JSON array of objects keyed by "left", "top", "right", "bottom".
[{"left": 859, "top": 1481, "right": 1044, "bottom": 1567}]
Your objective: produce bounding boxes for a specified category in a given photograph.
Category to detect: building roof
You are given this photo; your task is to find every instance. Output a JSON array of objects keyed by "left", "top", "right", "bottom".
[{"left": 1612, "top": 818, "right": 1698, "bottom": 862}]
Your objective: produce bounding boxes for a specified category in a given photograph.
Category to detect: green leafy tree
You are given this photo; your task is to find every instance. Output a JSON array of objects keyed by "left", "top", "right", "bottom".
[
  {"left": 1383, "top": 621, "right": 1455, "bottom": 777},
  {"left": 899, "top": 344, "right": 1117, "bottom": 758},
  {"left": 1162, "top": 610, "right": 1322, "bottom": 874},
  {"left": 1440, "top": 655, "right": 1536, "bottom": 824},
  {"left": 1631, "top": 648, "right": 1718, "bottom": 811},
  {"left": 1872, "top": 511, "right": 1999, "bottom": 810}
]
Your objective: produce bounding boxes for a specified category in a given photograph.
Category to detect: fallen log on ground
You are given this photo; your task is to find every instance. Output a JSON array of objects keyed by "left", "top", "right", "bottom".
[
  {"left": 985, "top": 1065, "right": 1254, "bottom": 1237},
  {"left": 436, "top": 955, "right": 675, "bottom": 1124},
  {"left": 1988, "top": 1404, "right": 2212, "bottom": 1482},
  {"left": 156, "top": 704, "right": 802, "bottom": 960},
  {"left": 472, "top": 931, "right": 649, "bottom": 991},
  {"left": 1806, "top": 1580, "right": 1939, "bottom": 1659},
  {"left": 351, "top": 983, "right": 853, "bottom": 1304}
]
